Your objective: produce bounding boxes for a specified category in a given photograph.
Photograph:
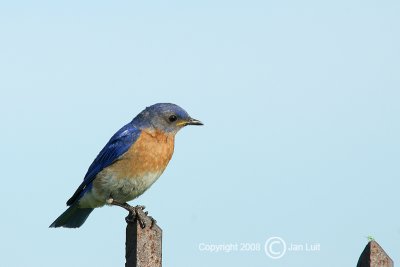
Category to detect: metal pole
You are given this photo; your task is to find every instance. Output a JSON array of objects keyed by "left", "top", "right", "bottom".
[{"left": 125, "top": 208, "right": 162, "bottom": 267}]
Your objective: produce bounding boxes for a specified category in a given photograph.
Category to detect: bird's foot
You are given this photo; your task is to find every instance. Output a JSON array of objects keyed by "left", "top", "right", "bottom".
[
  {"left": 108, "top": 200, "right": 152, "bottom": 229},
  {"left": 125, "top": 205, "right": 156, "bottom": 229},
  {"left": 125, "top": 205, "right": 149, "bottom": 229},
  {"left": 141, "top": 209, "right": 157, "bottom": 228},
  {"left": 148, "top": 216, "right": 157, "bottom": 228}
]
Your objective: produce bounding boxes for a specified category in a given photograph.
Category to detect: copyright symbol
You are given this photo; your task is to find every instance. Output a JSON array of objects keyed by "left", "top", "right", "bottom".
[{"left": 264, "top": 236, "right": 286, "bottom": 259}]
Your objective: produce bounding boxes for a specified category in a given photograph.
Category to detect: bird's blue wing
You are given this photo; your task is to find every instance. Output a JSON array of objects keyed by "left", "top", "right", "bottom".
[{"left": 66, "top": 123, "right": 142, "bottom": 206}]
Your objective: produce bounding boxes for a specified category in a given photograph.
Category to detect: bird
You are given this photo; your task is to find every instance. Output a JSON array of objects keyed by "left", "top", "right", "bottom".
[{"left": 50, "top": 103, "right": 203, "bottom": 228}]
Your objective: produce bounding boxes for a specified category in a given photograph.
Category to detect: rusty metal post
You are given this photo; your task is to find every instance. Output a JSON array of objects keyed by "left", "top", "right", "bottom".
[
  {"left": 125, "top": 208, "right": 162, "bottom": 267},
  {"left": 357, "top": 241, "right": 393, "bottom": 267}
]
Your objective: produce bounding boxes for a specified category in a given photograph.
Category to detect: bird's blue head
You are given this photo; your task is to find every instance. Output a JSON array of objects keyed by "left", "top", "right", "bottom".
[{"left": 132, "top": 103, "right": 203, "bottom": 134}]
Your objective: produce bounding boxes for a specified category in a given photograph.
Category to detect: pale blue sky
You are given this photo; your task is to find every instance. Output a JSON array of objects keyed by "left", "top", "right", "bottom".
[{"left": 1, "top": 1, "right": 399, "bottom": 266}]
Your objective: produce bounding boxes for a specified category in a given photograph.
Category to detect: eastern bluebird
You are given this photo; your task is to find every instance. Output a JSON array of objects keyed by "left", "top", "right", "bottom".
[{"left": 50, "top": 103, "right": 202, "bottom": 228}]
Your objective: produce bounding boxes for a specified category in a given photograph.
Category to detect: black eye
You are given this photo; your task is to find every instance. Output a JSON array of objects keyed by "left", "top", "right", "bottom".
[{"left": 168, "top": 115, "right": 178, "bottom": 122}]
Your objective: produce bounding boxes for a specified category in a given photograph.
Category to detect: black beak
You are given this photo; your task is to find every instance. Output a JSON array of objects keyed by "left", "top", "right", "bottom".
[{"left": 187, "top": 118, "right": 203, "bottom": 126}]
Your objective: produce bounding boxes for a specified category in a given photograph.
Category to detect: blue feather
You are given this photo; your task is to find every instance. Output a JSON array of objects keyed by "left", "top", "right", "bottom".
[
  {"left": 49, "top": 203, "right": 93, "bottom": 228},
  {"left": 66, "top": 123, "right": 141, "bottom": 206}
]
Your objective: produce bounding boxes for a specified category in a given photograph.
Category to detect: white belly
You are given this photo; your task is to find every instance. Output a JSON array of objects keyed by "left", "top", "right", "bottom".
[
  {"left": 79, "top": 171, "right": 162, "bottom": 208},
  {"left": 107, "top": 171, "right": 162, "bottom": 202}
]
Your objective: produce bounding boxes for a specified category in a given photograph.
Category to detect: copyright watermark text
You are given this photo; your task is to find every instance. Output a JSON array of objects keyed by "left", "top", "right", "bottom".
[
  {"left": 198, "top": 236, "right": 321, "bottom": 260},
  {"left": 198, "top": 242, "right": 261, "bottom": 253}
]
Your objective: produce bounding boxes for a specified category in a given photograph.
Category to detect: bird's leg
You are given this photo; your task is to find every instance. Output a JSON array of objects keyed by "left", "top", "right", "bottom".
[
  {"left": 107, "top": 199, "right": 138, "bottom": 211},
  {"left": 107, "top": 199, "right": 148, "bottom": 228}
]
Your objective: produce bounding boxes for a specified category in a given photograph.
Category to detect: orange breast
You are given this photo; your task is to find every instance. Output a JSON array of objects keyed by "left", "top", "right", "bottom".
[{"left": 107, "top": 129, "right": 175, "bottom": 178}]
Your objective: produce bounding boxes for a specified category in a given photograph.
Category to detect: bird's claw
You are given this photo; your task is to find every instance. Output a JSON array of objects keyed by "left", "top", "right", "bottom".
[
  {"left": 148, "top": 216, "right": 157, "bottom": 228},
  {"left": 124, "top": 205, "right": 148, "bottom": 229},
  {"left": 109, "top": 200, "right": 155, "bottom": 229}
]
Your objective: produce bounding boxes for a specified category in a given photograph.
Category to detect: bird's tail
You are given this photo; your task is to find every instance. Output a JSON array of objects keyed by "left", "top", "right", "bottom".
[{"left": 49, "top": 204, "right": 94, "bottom": 228}]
